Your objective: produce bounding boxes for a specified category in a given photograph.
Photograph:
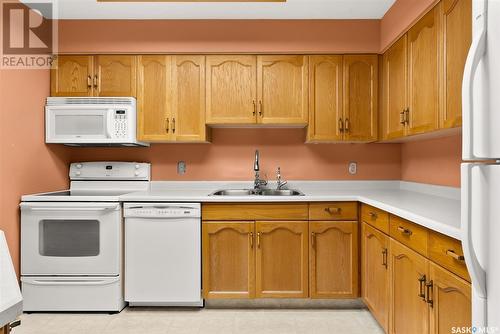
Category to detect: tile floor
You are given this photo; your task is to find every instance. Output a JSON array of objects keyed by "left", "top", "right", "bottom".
[{"left": 12, "top": 308, "right": 384, "bottom": 334}]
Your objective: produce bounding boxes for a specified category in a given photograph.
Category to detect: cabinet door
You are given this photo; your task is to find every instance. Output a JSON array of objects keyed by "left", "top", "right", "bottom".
[
  {"left": 256, "top": 221, "right": 308, "bottom": 298},
  {"left": 382, "top": 36, "right": 408, "bottom": 140},
  {"left": 407, "top": 4, "right": 441, "bottom": 135},
  {"left": 172, "top": 55, "right": 207, "bottom": 142},
  {"left": 202, "top": 221, "right": 255, "bottom": 299},
  {"left": 50, "top": 55, "right": 93, "bottom": 97},
  {"left": 343, "top": 55, "right": 378, "bottom": 142},
  {"left": 206, "top": 55, "right": 257, "bottom": 124},
  {"left": 441, "top": 0, "right": 472, "bottom": 129},
  {"left": 307, "top": 55, "right": 343, "bottom": 142},
  {"left": 429, "top": 262, "right": 471, "bottom": 334},
  {"left": 257, "top": 55, "right": 308, "bottom": 125},
  {"left": 137, "top": 55, "right": 171, "bottom": 141},
  {"left": 310, "top": 221, "right": 358, "bottom": 298},
  {"left": 361, "top": 223, "right": 390, "bottom": 333},
  {"left": 389, "top": 239, "right": 429, "bottom": 334},
  {"left": 95, "top": 55, "right": 137, "bottom": 97}
]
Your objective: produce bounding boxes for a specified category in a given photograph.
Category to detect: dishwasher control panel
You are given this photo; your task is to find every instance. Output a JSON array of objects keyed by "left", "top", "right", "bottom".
[{"left": 123, "top": 203, "right": 201, "bottom": 218}]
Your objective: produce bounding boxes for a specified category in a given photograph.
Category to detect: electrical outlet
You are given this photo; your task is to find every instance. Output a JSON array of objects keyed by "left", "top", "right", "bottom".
[
  {"left": 348, "top": 162, "right": 357, "bottom": 175},
  {"left": 177, "top": 161, "right": 186, "bottom": 175}
]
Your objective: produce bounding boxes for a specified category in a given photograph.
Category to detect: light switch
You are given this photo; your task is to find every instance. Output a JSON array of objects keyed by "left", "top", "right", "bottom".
[{"left": 348, "top": 162, "right": 357, "bottom": 175}]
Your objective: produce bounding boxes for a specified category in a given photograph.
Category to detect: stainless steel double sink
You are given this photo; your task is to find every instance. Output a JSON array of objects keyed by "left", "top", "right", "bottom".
[{"left": 210, "top": 189, "right": 305, "bottom": 196}]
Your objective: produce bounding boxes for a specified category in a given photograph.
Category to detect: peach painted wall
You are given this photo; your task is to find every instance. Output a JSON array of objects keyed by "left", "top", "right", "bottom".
[
  {"left": 69, "top": 129, "right": 401, "bottom": 181},
  {"left": 57, "top": 19, "right": 381, "bottom": 54},
  {"left": 401, "top": 134, "right": 462, "bottom": 187},
  {"left": 0, "top": 69, "right": 71, "bottom": 274}
]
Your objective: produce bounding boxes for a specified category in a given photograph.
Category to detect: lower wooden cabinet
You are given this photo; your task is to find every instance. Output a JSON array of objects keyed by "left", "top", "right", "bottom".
[
  {"left": 255, "top": 221, "right": 309, "bottom": 298},
  {"left": 310, "top": 221, "right": 358, "bottom": 298},
  {"left": 361, "top": 222, "right": 390, "bottom": 332},
  {"left": 202, "top": 221, "right": 255, "bottom": 299}
]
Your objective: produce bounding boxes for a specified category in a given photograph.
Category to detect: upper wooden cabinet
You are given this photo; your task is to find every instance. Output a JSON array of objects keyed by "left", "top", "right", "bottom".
[
  {"left": 343, "top": 55, "right": 378, "bottom": 142},
  {"left": 255, "top": 221, "right": 309, "bottom": 298},
  {"left": 441, "top": 0, "right": 472, "bottom": 129},
  {"left": 310, "top": 221, "right": 358, "bottom": 299},
  {"left": 257, "top": 55, "right": 309, "bottom": 125},
  {"left": 50, "top": 55, "right": 94, "bottom": 97},
  {"left": 206, "top": 55, "right": 257, "bottom": 125},
  {"left": 95, "top": 55, "right": 137, "bottom": 97},
  {"left": 307, "top": 55, "right": 343, "bottom": 142}
]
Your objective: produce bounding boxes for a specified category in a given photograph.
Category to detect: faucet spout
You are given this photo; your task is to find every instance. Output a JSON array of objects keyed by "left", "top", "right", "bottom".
[{"left": 254, "top": 150, "right": 260, "bottom": 172}]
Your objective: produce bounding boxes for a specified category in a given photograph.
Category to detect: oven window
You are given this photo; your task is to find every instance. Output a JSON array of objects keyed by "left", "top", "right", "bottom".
[
  {"left": 39, "top": 220, "right": 100, "bottom": 257},
  {"left": 55, "top": 114, "right": 105, "bottom": 135}
]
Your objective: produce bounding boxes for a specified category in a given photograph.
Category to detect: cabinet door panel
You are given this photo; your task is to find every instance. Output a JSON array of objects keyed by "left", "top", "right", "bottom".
[
  {"left": 256, "top": 221, "right": 308, "bottom": 298},
  {"left": 95, "top": 55, "right": 137, "bottom": 97},
  {"left": 137, "top": 55, "right": 171, "bottom": 141},
  {"left": 50, "top": 55, "right": 93, "bottom": 97},
  {"left": 206, "top": 55, "right": 257, "bottom": 124},
  {"left": 202, "top": 221, "right": 255, "bottom": 299},
  {"left": 361, "top": 223, "right": 389, "bottom": 332},
  {"left": 429, "top": 262, "right": 471, "bottom": 334},
  {"left": 382, "top": 36, "right": 408, "bottom": 140},
  {"left": 343, "top": 55, "right": 378, "bottom": 141},
  {"left": 441, "top": 0, "right": 472, "bottom": 129},
  {"left": 310, "top": 221, "right": 358, "bottom": 298},
  {"left": 307, "top": 55, "right": 343, "bottom": 142},
  {"left": 407, "top": 4, "right": 441, "bottom": 135},
  {"left": 172, "top": 55, "right": 207, "bottom": 142},
  {"left": 389, "top": 239, "right": 429, "bottom": 334},
  {"left": 258, "top": 56, "right": 308, "bottom": 125}
]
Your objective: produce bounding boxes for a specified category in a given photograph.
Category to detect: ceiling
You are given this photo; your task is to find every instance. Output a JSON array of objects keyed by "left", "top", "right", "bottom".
[{"left": 22, "top": 0, "right": 396, "bottom": 20}]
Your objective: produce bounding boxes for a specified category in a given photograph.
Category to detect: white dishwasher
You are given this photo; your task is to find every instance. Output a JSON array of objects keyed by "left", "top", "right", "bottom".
[{"left": 123, "top": 203, "right": 202, "bottom": 307}]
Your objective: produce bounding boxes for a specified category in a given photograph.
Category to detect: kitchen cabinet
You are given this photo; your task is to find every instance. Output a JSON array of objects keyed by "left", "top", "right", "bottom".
[
  {"left": 95, "top": 55, "right": 137, "bottom": 97},
  {"left": 202, "top": 221, "right": 255, "bottom": 299},
  {"left": 343, "top": 55, "right": 378, "bottom": 142},
  {"left": 50, "top": 55, "right": 94, "bottom": 97},
  {"left": 307, "top": 55, "right": 344, "bottom": 141},
  {"left": 205, "top": 55, "right": 258, "bottom": 125},
  {"left": 441, "top": 0, "right": 472, "bottom": 129},
  {"left": 257, "top": 55, "right": 309, "bottom": 125},
  {"left": 389, "top": 239, "right": 429, "bottom": 334},
  {"left": 255, "top": 221, "right": 309, "bottom": 298},
  {"left": 310, "top": 221, "right": 358, "bottom": 298},
  {"left": 361, "top": 222, "right": 389, "bottom": 333}
]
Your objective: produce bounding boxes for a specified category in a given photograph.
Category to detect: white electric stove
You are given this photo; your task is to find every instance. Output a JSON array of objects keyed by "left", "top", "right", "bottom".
[{"left": 20, "top": 162, "right": 150, "bottom": 312}]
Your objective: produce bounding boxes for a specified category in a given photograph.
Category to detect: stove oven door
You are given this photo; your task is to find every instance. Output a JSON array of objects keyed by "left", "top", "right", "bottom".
[{"left": 20, "top": 202, "right": 121, "bottom": 276}]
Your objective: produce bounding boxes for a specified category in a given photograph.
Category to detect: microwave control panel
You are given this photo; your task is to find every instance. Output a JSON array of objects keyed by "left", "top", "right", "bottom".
[{"left": 114, "top": 110, "right": 128, "bottom": 139}]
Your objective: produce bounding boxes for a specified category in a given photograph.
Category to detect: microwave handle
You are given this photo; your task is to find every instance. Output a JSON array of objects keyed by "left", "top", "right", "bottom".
[{"left": 106, "top": 109, "right": 115, "bottom": 138}]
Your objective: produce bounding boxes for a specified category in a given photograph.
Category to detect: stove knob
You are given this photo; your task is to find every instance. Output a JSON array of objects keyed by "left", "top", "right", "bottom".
[
  {"left": 134, "top": 171, "right": 140, "bottom": 176},
  {"left": 76, "top": 164, "right": 83, "bottom": 169},
  {"left": 135, "top": 164, "right": 140, "bottom": 169},
  {"left": 76, "top": 171, "right": 81, "bottom": 176}
]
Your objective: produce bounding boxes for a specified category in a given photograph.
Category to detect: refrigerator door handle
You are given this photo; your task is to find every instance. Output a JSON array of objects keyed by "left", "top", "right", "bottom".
[
  {"left": 461, "top": 164, "right": 487, "bottom": 298},
  {"left": 462, "top": 7, "right": 487, "bottom": 160}
]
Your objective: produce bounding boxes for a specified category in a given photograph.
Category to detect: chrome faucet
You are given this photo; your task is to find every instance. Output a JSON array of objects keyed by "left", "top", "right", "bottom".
[
  {"left": 276, "top": 167, "right": 288, "bottom": 190},
  {"left": 253, "top": 150, "right": 267, "bottom": 190}
]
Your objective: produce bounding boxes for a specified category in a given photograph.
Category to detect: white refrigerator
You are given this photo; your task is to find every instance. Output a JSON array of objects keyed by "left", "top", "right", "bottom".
[{"left": 462, "top": 0, "right": 500, "bottom": 329}]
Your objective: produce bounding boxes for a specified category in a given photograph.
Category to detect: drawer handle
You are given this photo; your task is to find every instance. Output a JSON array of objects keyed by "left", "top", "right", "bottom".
[
  {"left": 325, "top": 207, "right": 341, "bottom": 214},
  {"left": 369, "top": 211, "right": 378, "bottom": 220},
  {"left": 446, "top": 249, "right": 465, "bottom": 261},
  {"left": 397, "top": 226, "right": 413, "bottom": 236},
  {"left": 418, "top": 275, "right": 426, "bottom": 301}
]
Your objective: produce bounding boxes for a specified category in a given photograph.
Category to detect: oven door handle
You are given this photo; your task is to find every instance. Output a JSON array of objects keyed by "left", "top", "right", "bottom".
[
  {"left": 20, "top": 203, "right": 120, "bottom": 211},
  {"left": 22, "top": 277, "right": 120, "bottom": 286}
]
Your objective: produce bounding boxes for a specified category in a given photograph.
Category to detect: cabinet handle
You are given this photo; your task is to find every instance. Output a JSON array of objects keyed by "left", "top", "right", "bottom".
[
  {"left": 382, "top": 248, "right": 388, "bottom": 268},
  {"left": 172, "top": 118, "right": 176, "bottom": 134},
  {"left": 257, "top": 232, "right": 261, "bottom": 248},
  {"left": 369, "top": 211, "right": 378, "bottom": 220},
  {"left": 249, "top": 232, "right": 254, "bottom": 248},
  {"left": 165, "top": 118, "right": 169, "bottom": 133},
  {"left": 252, "top": 100, "right": 257, "bottom": 116},
  {"left": 418, "top": 275, "right": 426, "bottom": 301},
  {"left": 325, "top": 207, "right": 341, "bottom": 214},
  {"left": 397, "top": 226, "right": 413, "bottom": 236},
  {"left": 258, "top": 100, "right": 263, "bottom": 116},
  {"left": 404, "top": 108, "right": 410, "bottom": 125},
  {"left": 446, "top": 249, "right": 465, "bottom": 261},
  {"left": 311, "top": 232, "right": 316, "bottom": 248},
  {"left": 93, "top": 75, "right": 98, "bottom": 89},
  {"left": 87, "top": 75, "right": 92, "bottom": 89},
  {"left": 345, "top": 118, "right": 350, "bottom": 133},
  {"left": 339, "top": 118, "right": 344, "bottom": 133},
  {"left": 399, "top": 110, "right": 406, "bottom": 125},
  {"left": 425, "top": 280, "right": 434, "bottom": 307}
]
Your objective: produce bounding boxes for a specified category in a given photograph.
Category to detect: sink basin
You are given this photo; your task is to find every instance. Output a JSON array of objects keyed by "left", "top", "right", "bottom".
[{"left": 209, "top": 189, "right": 304, "bottom": 196}]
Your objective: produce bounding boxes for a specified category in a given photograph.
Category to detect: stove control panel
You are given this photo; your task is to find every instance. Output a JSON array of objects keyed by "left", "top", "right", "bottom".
[{"left": 70, "top": 162, "right": 151, "bottom": 181}]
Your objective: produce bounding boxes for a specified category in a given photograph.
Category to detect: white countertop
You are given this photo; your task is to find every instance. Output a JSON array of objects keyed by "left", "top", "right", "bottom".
[
  {"left": 120, "top": 180, "right": 461, "bottom": 240},
  {"left": 0, "top": 231, "right": 22, "bottom": 328}
]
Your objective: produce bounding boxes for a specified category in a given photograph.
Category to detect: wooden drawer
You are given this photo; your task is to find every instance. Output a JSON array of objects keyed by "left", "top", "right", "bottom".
[
  {"left": 202, "top": 203, "right": 309, "bottom": 221},
  {"left": 389, "top": 215, "right": 428, "bottom": 256},
  {"left": 428, "top": 231, "right": 470, "bottom": 282},
  {"left": 361, "top": 204, "right": 389, "bottom": 234},
  {"left": 309, "top": 202, "right": 358, "bottom": 221}
]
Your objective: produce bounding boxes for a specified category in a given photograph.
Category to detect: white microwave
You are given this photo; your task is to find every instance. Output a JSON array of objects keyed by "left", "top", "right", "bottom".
[{"left": 45, "top": 97, "right": 148, "bottom": 147}]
